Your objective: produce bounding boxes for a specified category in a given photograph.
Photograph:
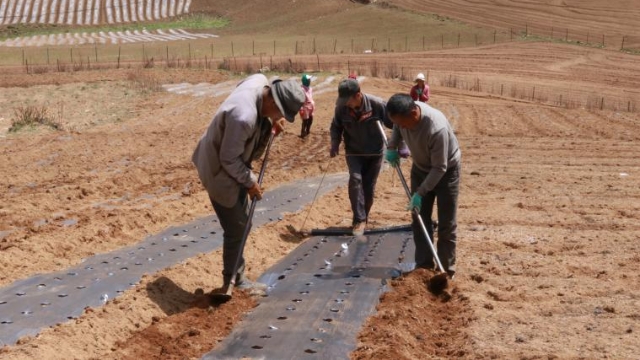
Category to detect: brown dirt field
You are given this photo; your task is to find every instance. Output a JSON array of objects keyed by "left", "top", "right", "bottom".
[
  {"left": 1, "top": 44, "right": 639, "bottom": 357},
  {"left": 1, "top": 0, "right": 640, "bottom": 354},
  {"left": 389, "top": 0, "right": 640, "bottom": 47}
]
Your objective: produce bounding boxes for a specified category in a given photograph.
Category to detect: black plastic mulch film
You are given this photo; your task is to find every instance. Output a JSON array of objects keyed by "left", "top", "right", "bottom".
[
  {"left": 204, "top": 229, "right": 416, "bottom": 360},
  {"left": 0, "top": 174, "right": 347, "bottom": 346}
]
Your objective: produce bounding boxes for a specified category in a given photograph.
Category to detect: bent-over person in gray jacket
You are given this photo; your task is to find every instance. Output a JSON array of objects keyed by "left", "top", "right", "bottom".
[
  {"left": 192, "top": 74, "right": 305, "bottom": 291},
  {"left": 386, "top": 93, "right": 461, "bottom": 278}
]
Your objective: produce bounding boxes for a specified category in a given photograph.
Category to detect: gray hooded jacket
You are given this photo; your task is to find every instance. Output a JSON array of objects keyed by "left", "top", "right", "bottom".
[{"left": 192, "top": 74, "right": 271, "bottom": 208}]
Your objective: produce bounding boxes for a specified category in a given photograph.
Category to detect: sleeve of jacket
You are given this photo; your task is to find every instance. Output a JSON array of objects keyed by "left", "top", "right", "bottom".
[
  {"left": 417, "top": 127, "right": 449, "bottom": 196},
  {"left": 219, "top": 111, "right": 257, "bottom": 189},
  {"left": 329, "top": 108, "right": 343, "bottom": 149},
  {"left": 410, "top": 86, "right": 418, "bottom": 101},
  {"left": 388, "top": 124, "right": 402, "bottom": 149}
]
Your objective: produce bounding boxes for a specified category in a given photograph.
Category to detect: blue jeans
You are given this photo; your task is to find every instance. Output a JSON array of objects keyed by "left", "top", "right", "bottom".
[
  {"left": 346, "top": 154, "right": 383, "bottom": 225},
  {"left": 411, "top": 163, "right": 460, "bottom": 275},
  {"left": 210, "top": 189, "right": 249, "bottom": 286}
]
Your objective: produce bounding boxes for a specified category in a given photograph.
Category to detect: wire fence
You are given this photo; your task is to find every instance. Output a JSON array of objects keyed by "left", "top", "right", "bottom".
[{"left": 4, "top": 26, "right": 639, "bottom": 114}]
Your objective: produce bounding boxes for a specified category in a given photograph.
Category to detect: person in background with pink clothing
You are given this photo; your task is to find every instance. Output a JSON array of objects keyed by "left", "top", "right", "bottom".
[
  {"left": 299, "top": 74, "right": 315, "bottom": 138},
  {"left": 410, "top": 72, "right": 430, "bottom": 102}
]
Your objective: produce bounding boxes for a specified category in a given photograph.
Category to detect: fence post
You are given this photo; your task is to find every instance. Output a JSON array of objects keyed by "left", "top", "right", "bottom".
[
  {"left": 621, "top": 36, "right": 625, "bottom": 50},
  {"left": 273, "top": 40, "right": 276, "bottom": 55},
  {"left": 47, "top": 48, "right": 50, "bottom": 65},
  {"left": 602, "top": 34, "right": 605, "bottom": 47},
  {"left": 405, "top": 36, "right": 408, "bottom": 51},
  {"left": 22, "top": 49, "right": 25, "bottom": 65},
  {"left": 500, "top": 84, "right": 503, "bottom": 96},
  {"left": 316, "top": 53, "right": 320, "bottom": 71},
  {"left": 166, "top": 45, "right": 169, "bottom": 62},
  {"left": 525, "top": 24, "right": 528, "bottom": 37},
  {"left": 117, "top": 46, "right": 121, "bottom": 69},
  {"left": 551, "top": 27, "right": 554, "bottom": 38},
  {"left": 94, "top": 44, "right": 98, "bottom": 62},
  {"left": 422, "top": 35, "right": 425, "bottom": 50},
  {"left": 351, "top": 39, "right": 354, "bottom": 53},
  {"left": 347, "top": 60, "right": 350, "bottom": 74},
  {"left": 253, "top": 40, "right": 255, "bottom": 55},
  {"left": 457, "top": 33, "right": 460, "bottom": 47},
  {"left": 532, "top": 87, "right": 536, "bottom": 100},
  {"left": 587, "top": 32, "right": 589, "bottom": 44},
  {"left": 475, "top": 33, "right": 478, "bottom": 46},
  {"left": 70, "top": 48, "right": 73, "bottom": 63},
  {"left": 493, "top": 30, "right": 496, "bottom": 44},
  {"left": 628, "top": 100, "right": 631, "bottom": 112},
  {"left": 231, "top": 42, "right": 234, "bottom": 57},
  {"left": 211, "top": 43, "right": 213, "bottom": 58},
  {"left": 565, "top": 28, "right": 568, "bottom": 41},
  {"left": 295, "top": 41, "right": 298, "bottom": 55},
  {"left": 510, "top": 28, "right": 513, "bottom": 41},
  {"left": 388, "top": 38, "right": 390, "bottom": 52},
  {"left": 333, "top": 39, "right": 337, "bottom": 54},
  {"left": 601, "top": 97, "right": 604, "bottom": 110},
  {"left": 313, "top": 37, "right": 316, "bottom": 54},
  {"left": 441, "top": 34, "right": 444, "bottom": 48}
]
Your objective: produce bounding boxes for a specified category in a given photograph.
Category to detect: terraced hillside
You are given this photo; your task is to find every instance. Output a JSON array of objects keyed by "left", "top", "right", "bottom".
[{"left": 0, "top": 0, "right": 191, "bottom": 25}]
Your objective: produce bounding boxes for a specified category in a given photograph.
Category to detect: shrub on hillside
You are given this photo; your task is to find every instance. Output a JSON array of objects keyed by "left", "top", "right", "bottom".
[{"left": 9, "top": 105, "right": 63, "bottom": 132}]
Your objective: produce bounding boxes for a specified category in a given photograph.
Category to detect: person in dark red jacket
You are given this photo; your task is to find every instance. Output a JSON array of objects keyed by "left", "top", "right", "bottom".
[{"left": 410, "top": 72, "right": 430, "bottom": 102}]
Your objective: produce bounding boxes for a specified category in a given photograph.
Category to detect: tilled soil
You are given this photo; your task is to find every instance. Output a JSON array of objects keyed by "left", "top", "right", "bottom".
[{"left": 1, "top": 42, "right": 639, "bottom": 359}]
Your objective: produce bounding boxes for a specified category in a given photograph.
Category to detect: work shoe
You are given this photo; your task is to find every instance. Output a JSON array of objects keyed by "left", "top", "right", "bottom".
[
  {"left": 352, "top": 222, "right": 366, "bottom": 236},
  {"left": 237, "top": 279, "right": 268, "bottom": 296}
]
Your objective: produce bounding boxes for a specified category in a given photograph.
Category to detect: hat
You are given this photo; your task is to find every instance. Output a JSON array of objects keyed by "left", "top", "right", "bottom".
[
  {"left": 301, "top": 73, "right": 312, "bottom": 87},
  {"left": 271, "top": 79, "right": 306, "bottom": 122},
  {"left": 337, "top": 78, "right": 360, "bottom": 106},
  {"left": 415, "top": 73, "right": 426, "bottom": 82}
]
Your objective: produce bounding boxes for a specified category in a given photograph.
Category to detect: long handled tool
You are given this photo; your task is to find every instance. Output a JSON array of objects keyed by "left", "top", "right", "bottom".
[
  {"left": 376, "top": 122, "right": 449, "bottom": 293},
  {"left": 211, "top": 129, "right": 276, "bottom": 303}
]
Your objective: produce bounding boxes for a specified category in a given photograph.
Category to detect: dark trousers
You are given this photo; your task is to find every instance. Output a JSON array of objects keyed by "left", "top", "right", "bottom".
[
  {"left": 410, "top": 163, "right": 460, "bottom": 275},
  {"left": 210, "top": 189, "right": 249, "bottom": 286},
  {"left": 346, "top": 154, "right": 383, "bottom": 225},
  {"left": 300, "top": 116, "right": 313, "bottom": 138}
]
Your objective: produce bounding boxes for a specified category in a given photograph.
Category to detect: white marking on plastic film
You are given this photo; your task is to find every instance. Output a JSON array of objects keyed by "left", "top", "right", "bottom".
[
  {"left": 75, "top": 0, "right": 84, "bottom": 24},
  {"left": 105, "top": 0, "right": 112, "bottom": 23},
  {"left": 128, "top": 0, "right": 136, "bottom": 22},
  {"left": 120, "top": 0, "right": 128, "bottom": 22},
  {"left": 91, "top": 0, "right": 98, "bottom": 24},
  {"left": 29, "top": 0, "right": 39, "bottom": 23},
  {"left": 145, "top": 0, "right": 151, "bottom": 21},
  {"left": 136, "top": 0, "right": 143, "bottom": 21},
  {"left": 0, "top": 0, "right": 8, "bottom": 25},
  {"left": 56, "top": 0, "right": 66, "bottom": 24},
  {"left": 168, "top": 0, "right": 175, "bottom": 17},
  {"left": 176, "top": 0, "right": 184, "bottom": 15},
  {"left": 156, "top": 29, "right": 181, "bottom": 41},
  {"left": 20, "top": 0, "right": 31, "bottom": 24},
  {"left": 66, "top": 0, "right": 75, "bottom": 25},
  {"left": 11, "top": 0, "right": 22, "bottom": 24},
  {"left": 47, "top": 0, "right": 57, "bottom": 23}
]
